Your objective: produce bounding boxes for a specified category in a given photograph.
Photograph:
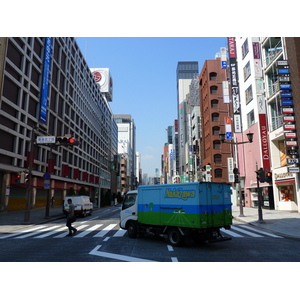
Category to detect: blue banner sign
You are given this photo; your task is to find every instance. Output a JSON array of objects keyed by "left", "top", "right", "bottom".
[
  {"left": 39, "top": 37, "right": 53, "bottom": 124},
  {"left": 278, "top": 68, "right": 289, "bottom": 74},
  {"left": 280, "top": 92, "right": 292, "bottom": 98},
  {"left": 281, "top": 100, "right": 293, "bottom": 106},
  {"left": 280, "top": 84, "right": 291, "bottom": 89}
]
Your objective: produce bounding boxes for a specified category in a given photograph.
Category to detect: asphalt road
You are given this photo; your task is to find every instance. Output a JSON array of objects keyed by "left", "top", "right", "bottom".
[{"left": 1, "top": 206, "right": 300, "bottom": 262}]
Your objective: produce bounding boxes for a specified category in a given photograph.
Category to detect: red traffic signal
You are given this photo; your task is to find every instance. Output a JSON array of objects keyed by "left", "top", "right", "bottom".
[
  {"left": 57, "top": 135, "right": 80, "bottom": 146},
  {"left": 266, "top": 172, "right": 272, "bottom": 184},
  {"left": 15, "top": 174, "right": 21, "bottom": 184},
  {"left": 68, "top": 137, "right": 75, "bottom": 144}
]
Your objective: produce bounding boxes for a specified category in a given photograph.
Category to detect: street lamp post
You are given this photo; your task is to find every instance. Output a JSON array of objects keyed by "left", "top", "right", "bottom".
[{"left": 219, "top": 132, "right": 254, "bottom": 217}]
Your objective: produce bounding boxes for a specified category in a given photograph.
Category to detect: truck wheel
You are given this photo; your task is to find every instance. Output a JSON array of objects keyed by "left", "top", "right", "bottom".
[
  {"left": 167, "top": 228, "right": 183, "bottom": 247},
  {"left": 127, "top": 221, "right": 138, "bottom": 238}
]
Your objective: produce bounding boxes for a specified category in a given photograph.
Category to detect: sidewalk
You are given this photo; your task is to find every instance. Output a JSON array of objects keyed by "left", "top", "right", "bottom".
[
  {"left": 232, "top": 206, "right": 300, "bottom": 239},
  {"left": 1, "top": 205, "right": 300, "bottom": 239},
  {"left": 0, "top": 206, "right": 67, "bottom": 234}
]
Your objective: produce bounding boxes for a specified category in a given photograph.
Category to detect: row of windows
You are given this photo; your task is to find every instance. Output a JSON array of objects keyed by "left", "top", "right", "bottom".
[{"left": 0, "top": 37, "right": 114, "bottom": 183}]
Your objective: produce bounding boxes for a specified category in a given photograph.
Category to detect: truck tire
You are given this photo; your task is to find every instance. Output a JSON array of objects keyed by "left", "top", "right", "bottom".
[
  {"left": 167, "top": 228, "right": 183, "bottom": 247},
  {"left": 127, "top": 221, "right": 138, "bottom": 238}
]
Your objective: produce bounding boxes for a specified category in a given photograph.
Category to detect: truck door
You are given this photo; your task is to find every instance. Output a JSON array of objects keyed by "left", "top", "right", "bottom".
[
  {"left": 210, "top": 183, "right": 232, "bottom": 227},
  {"left": 120, "top": 192, "right": 138, "bottom": 229}
]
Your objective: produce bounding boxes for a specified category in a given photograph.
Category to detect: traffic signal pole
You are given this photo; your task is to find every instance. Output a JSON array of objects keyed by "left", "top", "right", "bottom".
[
  {"left": 23, "top": 126, "right": 36, "bottom": 224},
  {"left": 255, "top": 164, "right": 265, "bottom": 224}
]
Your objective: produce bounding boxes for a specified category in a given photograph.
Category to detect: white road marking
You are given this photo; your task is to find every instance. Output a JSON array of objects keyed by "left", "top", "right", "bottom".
[
  {"left": 113, "top": 229, "right": 126, "bottom": 237},
  {"left": 171, "top": 257, "right": 179, "bottom": 262},
  {"left": 53, "top": 224, "right": 88, "bottom": 238},
  {"left": 0, "top": 226, "right": 46, "bottom": 239},
  {"left": 93, "top": 224, "right": 117, "bottom": 237},
  {"left": 73, "top": 224, "right": 103, "bottom": 238},
  {"left": 231, "top": 225, "right": 263, "bottom": 237},
  {"left": 220, "top": 228, "right": 243, "bottom": 237},
  {"left": 89, "top": 245, "right": 157, "bottom": 262},
  {"left": 239, "top": 225, "right": 283, "bottom": 238},
  {"left": 167, "top": 245, "right": 174, "bottom": 251}
]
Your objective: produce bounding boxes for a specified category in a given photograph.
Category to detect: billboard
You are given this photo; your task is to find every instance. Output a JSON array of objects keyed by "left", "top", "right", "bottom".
[
  {"left": 91, "top": 68, "right": 113, "bottom": 102},
  {"left": 39, "top": 37, "right": 53, "bottom": 124}
]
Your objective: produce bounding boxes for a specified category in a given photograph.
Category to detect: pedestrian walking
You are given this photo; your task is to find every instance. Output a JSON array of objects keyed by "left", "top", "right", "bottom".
[{"left": 66, "top": 199, "right": 77, "bottom": 237}]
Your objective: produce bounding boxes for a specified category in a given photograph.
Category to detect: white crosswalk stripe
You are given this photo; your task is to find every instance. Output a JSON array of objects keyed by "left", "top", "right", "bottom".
[
  {"left": 0, "top": 225, "right": 46, "bottom": 239},
  {"left": 222, "top": 224, "right": 284, "bottom": 238},
  {"left": 0, "top": 223, "right": 123, "bottom": 240},
  {"left": 74, "top": 224, "right": 103, "bottom": 238},
  {"left": 93, "top": 224, "right": 117, "bottom": 237},
  {"left": 239, "top": 224, "right": 283, "bottom": 238}
]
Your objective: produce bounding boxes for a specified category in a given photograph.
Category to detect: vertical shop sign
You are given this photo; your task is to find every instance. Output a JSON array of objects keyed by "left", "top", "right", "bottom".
[
  {"left": 278, "top": 60, "right": 299, "bottom": 171},
  {"left": 228, "top": 37, "right": 242, "bottom": 133},
  {"left": 39, "top": 37, "right": 53, "bottom": 125}
]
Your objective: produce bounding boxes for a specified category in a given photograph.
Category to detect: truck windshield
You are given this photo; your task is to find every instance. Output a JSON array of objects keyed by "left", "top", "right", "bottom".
[{"left": 122, "top": 194, "right": 136, "bottom": 210}]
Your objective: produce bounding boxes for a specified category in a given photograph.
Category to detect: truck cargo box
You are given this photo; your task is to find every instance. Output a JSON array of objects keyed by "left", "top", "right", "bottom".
[{"left": 137, "top": 182, "right": 232, "bottom": 229}]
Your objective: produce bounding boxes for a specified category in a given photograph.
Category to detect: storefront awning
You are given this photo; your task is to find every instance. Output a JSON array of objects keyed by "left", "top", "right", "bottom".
[{"left": 275, "top": 179, "right": 295, "bottom": 185}]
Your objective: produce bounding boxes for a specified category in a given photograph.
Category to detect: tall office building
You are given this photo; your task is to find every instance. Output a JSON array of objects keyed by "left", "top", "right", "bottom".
[
  {"left": 0, "top": 37, "right": 116, "bottom": 211},
  {"left": 114, "top": 114, "right": 137, "bottom": 193},
  {"left": 176, "top": 61, "right": 198, "bottom": 180}
]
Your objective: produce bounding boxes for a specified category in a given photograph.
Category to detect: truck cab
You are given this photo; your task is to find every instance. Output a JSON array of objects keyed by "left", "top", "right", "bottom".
[{"left": 120, "top": 191, "right": 138, "bottom": 237}]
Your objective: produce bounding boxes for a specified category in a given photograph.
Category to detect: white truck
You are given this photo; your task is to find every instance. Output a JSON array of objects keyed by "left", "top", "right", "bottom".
[
  {"left": 63, "top": 195, "right": 93, "bottom": 217},
  {"left": 120, "top": 182, "right": 232, "bottom": 246}
]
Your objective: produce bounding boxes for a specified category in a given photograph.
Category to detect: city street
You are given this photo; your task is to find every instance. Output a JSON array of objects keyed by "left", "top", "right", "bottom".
[{"left": 1, "top": 206, "right": 300, "bottom": 262}]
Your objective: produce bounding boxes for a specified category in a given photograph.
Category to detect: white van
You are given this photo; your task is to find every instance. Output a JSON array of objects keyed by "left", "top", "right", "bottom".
[{"left": 63, "top": 196, "right": 93, "bottom": 217}]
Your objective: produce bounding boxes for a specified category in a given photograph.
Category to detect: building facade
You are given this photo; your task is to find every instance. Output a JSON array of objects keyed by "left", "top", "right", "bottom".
[
  {"left": 0, "top": 37, "right": 116, "bottom": 211},
  {"left": 176, "top": 61, "right": 198, "bottom": 179},
  {"left": 114, "top": 114, "right": 137, "bottom": 193},
  {"left": 199, "top": 58, "right": 232, "bottom": 183}
]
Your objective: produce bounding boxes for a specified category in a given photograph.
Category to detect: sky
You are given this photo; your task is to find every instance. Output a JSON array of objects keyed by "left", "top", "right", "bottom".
[{"left": 76, "top": 37, "right": 228, "bottom": 177}]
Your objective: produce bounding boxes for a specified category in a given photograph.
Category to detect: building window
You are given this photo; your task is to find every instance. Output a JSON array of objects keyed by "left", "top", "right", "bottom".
[
  {"left": 247, "top": 109, "right": 255, "bottom": 127},
  {"left": 211, "top": 99, "right": 219, "bottom": 108},
  {"left": 214, "top": 168, "right": 222, "bottom": 178},
  {"left": 210, "top": 86, "right": 218, "bottom": 94},
  {"left": 212, "top": 126, "right": 220, "bottom": 135},
  {"left": 245, "top": 84, "right": 253, "bottom": 104},
  {"left": 209, "top": 72, "right": 217, "bottom": 80},
  {"left": 213, "top": 140, "right": 221, "bottom": 149},
  {"left": 243, "top": 61, "right": 251, "bottom": 81},
  {"left": 242, "top": 38, "right": 249, "bottom": 59},
  {"left": 212, "top": 113, "right": 219, "bottom": 122},
  {"left": 214, "top": 154, "right": 222, "bottom": 163}
]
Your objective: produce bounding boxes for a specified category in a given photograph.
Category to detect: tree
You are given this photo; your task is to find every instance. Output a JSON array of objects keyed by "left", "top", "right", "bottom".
[{"left": 66, "top": 187, "right": 76, "bottom": 196}]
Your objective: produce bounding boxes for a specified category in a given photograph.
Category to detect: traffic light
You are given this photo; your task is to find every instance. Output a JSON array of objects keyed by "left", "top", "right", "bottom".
[
  {"left": 266, "top": 171, "right": 272, "bottom": 184},
  {"left": 20, "top": 171, "right": 29, "bottom": 184},
  {"left": 15, "top": 173, "right": 21, "bottom": 184},
  {"left": 233, "top": 168, "right": 239, "bottom": 183},
  {"left": 256, "top": 168, "right": 266, "bottom": 183},
  {"left": 57, "top": 135, "right": 80, "bottom": 146},
  {"left": 68, "top": 137, "right": 80, "bottom": 146}
]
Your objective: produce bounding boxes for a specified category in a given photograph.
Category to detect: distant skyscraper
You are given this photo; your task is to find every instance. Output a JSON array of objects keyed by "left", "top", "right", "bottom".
[{"left": 176, "top": 62, "right": 198, "bottom": 179}]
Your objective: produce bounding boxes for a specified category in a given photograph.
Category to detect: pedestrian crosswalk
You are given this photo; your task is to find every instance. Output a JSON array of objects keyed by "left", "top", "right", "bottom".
[
  {"left": 0, "top": 222, "right": 127, "bottom": 240},
  {"left": 221, "top": 225, "right": 283, "bottom": 238},
  {"left": 0, "top": 223, "right": 283, "bottom": 240}
]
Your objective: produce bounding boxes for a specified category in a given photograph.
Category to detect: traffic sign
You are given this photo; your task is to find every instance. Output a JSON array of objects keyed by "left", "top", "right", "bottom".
[
  {"left": 37, "top": 136, "right": 56, "bottom": 144},
  {"left": 43, "top": 173, "right": 51, "bottom": 180}
]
